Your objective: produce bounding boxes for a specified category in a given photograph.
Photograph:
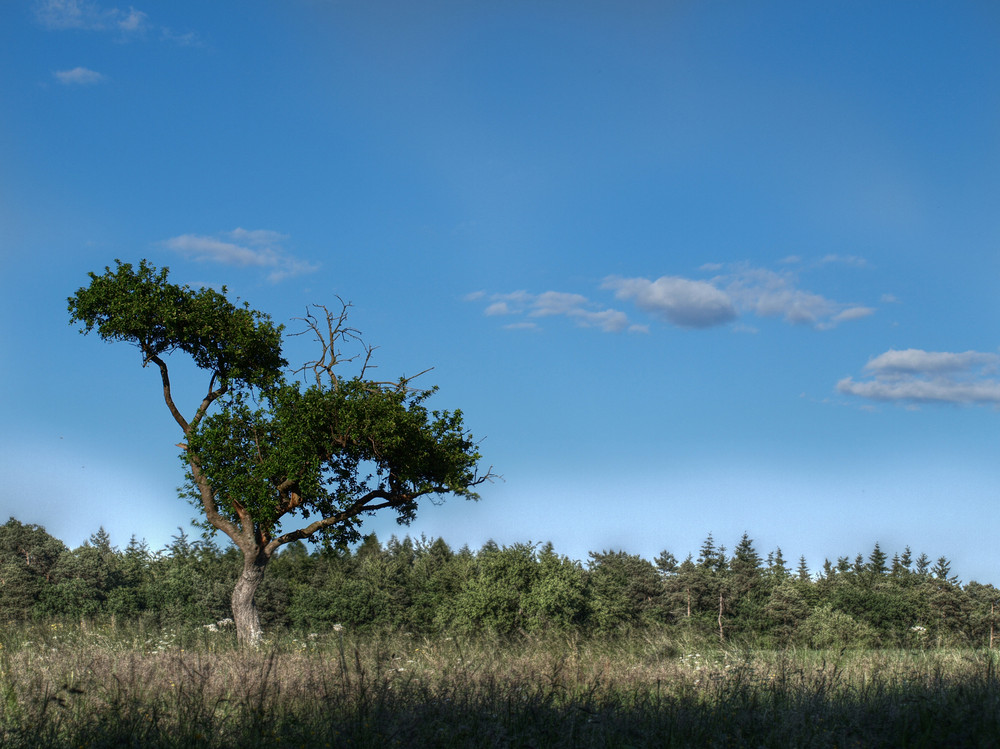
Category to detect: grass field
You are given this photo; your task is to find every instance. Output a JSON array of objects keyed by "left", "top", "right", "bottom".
[{"left": 1, "top": 622, "right": 998, "bottom": 747}]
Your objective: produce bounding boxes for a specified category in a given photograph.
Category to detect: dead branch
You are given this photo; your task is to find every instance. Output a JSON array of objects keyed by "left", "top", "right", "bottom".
[
  {"left": 289, "top": 300, "right": 436, "bottom": 394},
  {"left": 289, "top": 299, "right": 373, "bottom": 389}
]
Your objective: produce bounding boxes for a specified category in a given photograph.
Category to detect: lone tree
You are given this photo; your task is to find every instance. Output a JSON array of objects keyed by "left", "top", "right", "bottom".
[{"left": 69, "top": 259, "right": 490, "bottom": 645}]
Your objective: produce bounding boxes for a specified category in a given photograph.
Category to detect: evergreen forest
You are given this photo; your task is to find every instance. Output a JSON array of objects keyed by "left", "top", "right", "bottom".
[{"left": 4, "top": 517, "right": 996, "bottom": 649}]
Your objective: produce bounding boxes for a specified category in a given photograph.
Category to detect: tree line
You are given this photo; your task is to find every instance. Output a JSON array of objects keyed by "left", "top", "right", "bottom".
[{"left": 2, "top": 518, "right": 996, "bottom": 648}]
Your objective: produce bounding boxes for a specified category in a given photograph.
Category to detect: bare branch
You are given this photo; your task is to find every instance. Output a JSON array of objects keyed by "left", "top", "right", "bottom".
[{"left": 289, "top": 300, "right": 372, "bottom": 389}]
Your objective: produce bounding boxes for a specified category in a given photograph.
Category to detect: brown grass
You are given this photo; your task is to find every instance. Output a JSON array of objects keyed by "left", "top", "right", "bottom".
[{"left": 1, "top": 624, "right": 998, "bottom": 747}]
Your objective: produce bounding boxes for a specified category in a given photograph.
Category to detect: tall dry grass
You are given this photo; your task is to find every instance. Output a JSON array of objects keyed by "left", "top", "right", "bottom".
[{"left": 1, "top": 622, "right": 998, "bottom": 747}]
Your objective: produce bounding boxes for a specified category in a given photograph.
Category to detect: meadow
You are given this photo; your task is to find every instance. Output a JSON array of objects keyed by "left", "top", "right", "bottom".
[{"left": 1, "top": 622, "right": 998, "bottom": 748}]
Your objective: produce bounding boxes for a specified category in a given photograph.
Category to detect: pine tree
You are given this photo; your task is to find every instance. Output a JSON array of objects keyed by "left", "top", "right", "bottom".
[
  {"left": 852, "top": 553, "right": 865, "bottom": 576},
  {"left": 867, "top": 543, "right": 887, "bottom": 577},
  {"left": 890, "top": 553, "right": 905, "bottom": 577},
  {"left": 796, "top": 555, "right": 810, "bottom": 581},
  {"left": 698, "top": 534, "right": 717, "bottom": 569},
  {"left": 654, "top": 550, "right": 679, "bottom": 576},
  {"left": 915, "top": 553, "right": 931, "bottom": 577},
  {"left": 932, "top": 556, "right": 958, "bottom": 584},
  {"left": 821, "top": 558, "right": 834, "bottom": 579},
  {"left": 768, "top": 548, "right": 789, "bottom": 579},
  {"left": 89, "top": 527, "right": 115, "bottom": 561},
  {"left": 729, "top": 533, "right": 762, "bottom": 589}
]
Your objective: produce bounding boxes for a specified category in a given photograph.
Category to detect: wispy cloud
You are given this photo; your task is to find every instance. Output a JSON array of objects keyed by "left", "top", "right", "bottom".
[
  {"left": 475, "top": 290, "right": 643, "bottom": 333},
  {"left": 718, "top": 264, "right": 874, "bottom": 330},
  {"left": 837, "top": 348, "right": 1000, "bottom": 406},
  {"left": 472, "top": 259, "right": 875, "bottom": 335},
  {"left": 53, "top": 66, "right": 105, "bottom": 85},
  {"left": 36, "top": 0, "right": 149, "bottom": 34},
  {"left": 162, "top": 228, "right": 319, "bottom": 283},
  {"left": 35, "top": 0, "right": 196, "bottom": 44},
  {"left": 607, "top": 262, "right": 873, "bottom": 331}
]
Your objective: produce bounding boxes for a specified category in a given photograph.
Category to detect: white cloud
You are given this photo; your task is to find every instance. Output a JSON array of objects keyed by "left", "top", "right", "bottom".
[
  {"left": 160, "top": 28, "right": 199, "bottom": 46},
  {"left": 473, "top": 259, "right": 874, "bottom": 336},
  {"left": 831, "top": 306, "right": 876, "bottom": 323},
  {"left": 36, "top": 0, "right": 101, "bottom": 30},
  {"left": 720, "top": 265, "right": 872, "bottom": 329},
  {"left": 603, "top": 275, "right": 737, "bottom": 329},
  {"left": 837, "top": 377, "right": 1000, "bottom": 405},
  {"left": 837, "top": 348, "right": 1000, "bottom": 406},
  {"left": 484, "top": 301, "right": 511, "bottom": 316},
  {"left": 531, "top": 291, "right": 590, "bottom": 318},
  {"left": 820, "top": 254, "right": 868, "bottom": 267},
  {"left": 864, "top": 348, "right": 998, "bottom": 375},
  {"left": 36, "top": 0, "right": 194, "bottom": 44},
  {"left": 603, "top": 263, "right": 873, "bottom": 331},
  {"left": 471, "top": 290, "right": 633, "bottom": 333},
  {"left": 53, "top": 67, "right": 105, "bottom": 85},
  {"left": 723, "top": 266, "right": 830, "bottom": 325},
  {"left": 162, "top": 228, "right": 319, "bottom": 283},
  {"left": 571, "top": 308, "right": 631, "bottom": 333},
  {"left": 117, "top": 7, "right": 149, "bottom": 33},
  {"left": 36, "top": 0, "right": 148, "bottom": 33}
]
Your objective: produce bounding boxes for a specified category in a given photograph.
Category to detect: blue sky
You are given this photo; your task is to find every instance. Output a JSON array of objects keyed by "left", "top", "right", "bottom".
[{"left": 2, "top": 1, "right": 999, "bottom": 581}]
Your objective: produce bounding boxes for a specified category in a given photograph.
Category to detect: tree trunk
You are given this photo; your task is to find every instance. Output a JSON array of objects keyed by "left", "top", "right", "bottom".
[
  {"left": 718, "top": 592, "right": 725, "bottom": 643},
  {"left": 232, "top": 550, "right": 269, "bottom": 647}
]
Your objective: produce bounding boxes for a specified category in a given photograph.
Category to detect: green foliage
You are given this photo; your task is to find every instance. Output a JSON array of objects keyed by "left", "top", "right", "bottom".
[
  {"left": 67, "top": 259, "right": 286, "bottom": 392},
  {"left": 186, "top": 378, "right": 483, "bottom": 543},
  {"left": 587, "top": 550, "right": 665, "bottom": 632},
  {"left": 451, "top": 542, "right": 541, "bottom": 635},
  {"left": 4, "top": 516, "right": 997, "bottom": 648},
  {"left": 526, "top": 543, "right": 587, "bottom": 631},
  {"left": 0, "top": 518, "right": 66, "bottom": 621},
  {"left": 799, "top": 604, "right": 878, "bottom": 649},
  {"left": 70, "top": 261, "right": 489, "bottom": 645},
  {"left": 763, "top": 579, "right": 810, "bottom": 644}
]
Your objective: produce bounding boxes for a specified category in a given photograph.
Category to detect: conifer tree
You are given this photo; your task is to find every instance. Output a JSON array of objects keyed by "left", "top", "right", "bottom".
[
  {"left": 767, "top": 548, "right": 789, "bottom": 579},
  {"left": 796, "top": 555, "right": 810, "bottom": 582},
  {"left": 915, "top": 553, "right": 931, "bottom": 577},
  {"left": 868, "top": 543, "right": 888, "bottom": 577}
]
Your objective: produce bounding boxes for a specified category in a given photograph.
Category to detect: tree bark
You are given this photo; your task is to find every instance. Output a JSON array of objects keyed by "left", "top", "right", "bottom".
[
  {"left": 718, "top": 592, "right": 725, "bottom": 643},
  {"left": 232, "top": 549, "right": 269, "bottom": 647}
]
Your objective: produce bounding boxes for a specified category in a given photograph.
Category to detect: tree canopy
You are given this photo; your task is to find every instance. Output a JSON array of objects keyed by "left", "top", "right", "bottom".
[{"left": 69, "top": 259, "right": 490, "bottom": 645}]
